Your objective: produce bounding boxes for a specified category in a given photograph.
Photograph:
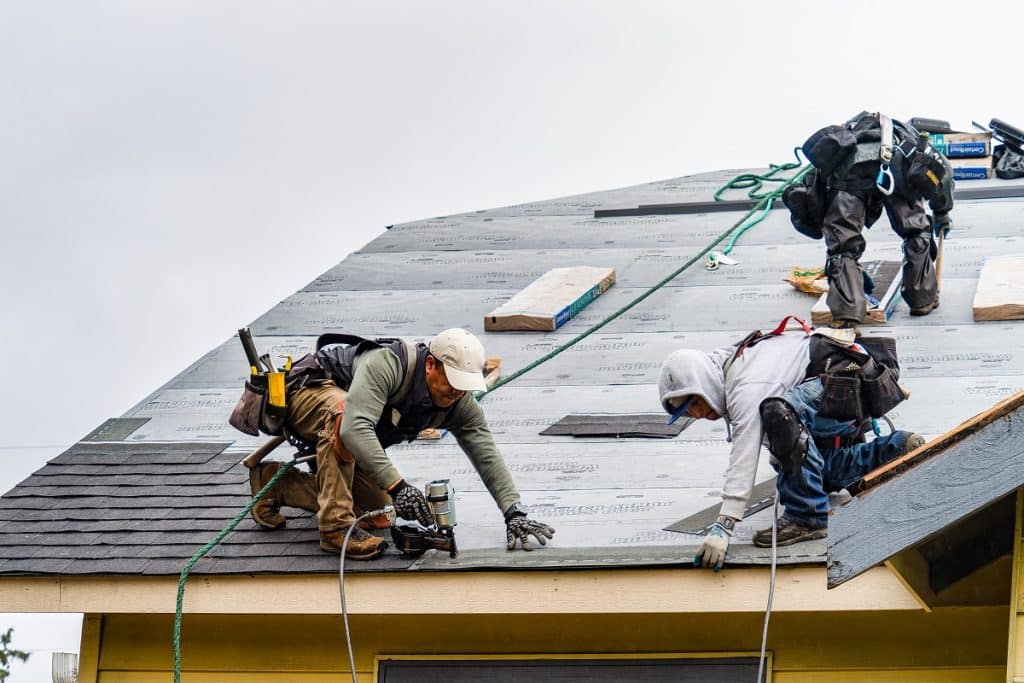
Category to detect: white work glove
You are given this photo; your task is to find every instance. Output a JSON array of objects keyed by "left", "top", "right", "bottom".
[{"left": 694, "top": 516, "right": 735, "bottom": 571}]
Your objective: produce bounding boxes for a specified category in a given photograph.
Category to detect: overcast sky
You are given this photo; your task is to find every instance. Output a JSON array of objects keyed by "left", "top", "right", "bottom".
[{"left": 1, "top": 1, "right": 1021, "bottom": 679}]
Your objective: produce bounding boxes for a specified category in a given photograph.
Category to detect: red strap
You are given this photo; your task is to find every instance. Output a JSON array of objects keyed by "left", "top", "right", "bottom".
[{"left": 769, "top": 315, "right": 812, "bottom": 336}]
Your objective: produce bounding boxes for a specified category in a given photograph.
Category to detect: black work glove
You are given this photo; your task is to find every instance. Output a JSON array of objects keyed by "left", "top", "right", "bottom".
[
  {"left": 504, "top": 503, "right": 555, "bottom": 551},
  {"left": 388, "top": 479, "right": 435, "bottom": 527},
  {"left": 933, "top": 211, "right": 952, "bottom": 238}
]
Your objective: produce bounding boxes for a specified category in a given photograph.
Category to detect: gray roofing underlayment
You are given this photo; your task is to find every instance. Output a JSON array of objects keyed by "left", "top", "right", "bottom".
[{"left": 2, "top": 170, "right": 1023, "bottom": 577}]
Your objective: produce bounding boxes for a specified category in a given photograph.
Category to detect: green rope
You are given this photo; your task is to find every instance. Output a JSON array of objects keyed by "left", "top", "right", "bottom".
[
  {"left": 713, "top": 149, "right": 804, "bottom": 202},
  {"left": 479, "top": 161, "right": 810, "bottom": 398},
  {"left": 710, "top": 149, "right": 808, "bottom": 260},
  {"left": 172, "top": 156, "right": 810, "bottom": 682},
  {"left": 173, "top": 460, "right": 296, "bottom": 683}
]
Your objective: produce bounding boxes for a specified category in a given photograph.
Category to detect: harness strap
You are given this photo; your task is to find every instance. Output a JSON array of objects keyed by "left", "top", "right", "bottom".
[
  {"left": 768, "top": 315, "right": 812, "bottom": 337},
  {"left": 878, "top": 113, "right": 894, "bottom": 164},
  {"left": 723, "top": 316, "right": 812, "bottom": 377},
  {"left": 394, "top": 341, "right": 418, "bottom": 404}
]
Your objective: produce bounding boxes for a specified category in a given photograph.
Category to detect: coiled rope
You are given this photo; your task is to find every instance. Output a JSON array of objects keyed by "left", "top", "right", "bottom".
[{"left": 707, "top": 149, "right": 807, "bottom": 268}]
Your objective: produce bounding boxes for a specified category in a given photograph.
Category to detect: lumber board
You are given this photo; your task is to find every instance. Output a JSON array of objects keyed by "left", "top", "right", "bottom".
[
  {"left": 848, "top": 390, "right": 1024, "bottom": 494},
  {"left": 973, "top": 254, "right": 1024, "bottom": 321},
  {"left": 827, "top": 391, "right": 1024, "bottom": 588},
  {"left": 484, "top": 266, "right": 616, "bottom": 332}
]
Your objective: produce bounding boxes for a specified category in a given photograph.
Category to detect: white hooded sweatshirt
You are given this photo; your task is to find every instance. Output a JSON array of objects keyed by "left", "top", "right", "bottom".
[{"left": 659, "top": 332, "right": 811, "bottom": 520}]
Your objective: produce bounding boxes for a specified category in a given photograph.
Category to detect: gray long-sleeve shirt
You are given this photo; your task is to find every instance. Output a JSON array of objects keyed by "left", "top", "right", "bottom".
[{"left": 339, "top": 347, "right": 520, "bottom": 514}]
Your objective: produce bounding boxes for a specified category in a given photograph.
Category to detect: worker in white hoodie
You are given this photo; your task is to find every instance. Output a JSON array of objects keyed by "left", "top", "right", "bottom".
[{"left": 658, "top": 323, "right": 923, "bottom": 570}]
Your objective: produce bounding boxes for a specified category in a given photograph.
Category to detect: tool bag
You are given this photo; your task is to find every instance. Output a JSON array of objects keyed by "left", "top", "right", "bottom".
[
  {"left": 890, "top": 125, "right": 949, "bottom": 202},
  {"left": 802, "top": 124, "right": 858, "bottom": 176},
  {"left": 809, "top": 334, "right": 905, "bottom": 422},
  {"left": 229, "top": 333, "right": 417, "bottom": 438},
  {"left": 782, "top": 168, "right": 827, "bottom": 240}
]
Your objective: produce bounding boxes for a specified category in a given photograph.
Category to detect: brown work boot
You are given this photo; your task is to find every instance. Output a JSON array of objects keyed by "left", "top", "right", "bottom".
[
  {"left": 320, "top": 526, "right": 387, "bottom": 560},
  {"left": 909, "top": 297, "right": 939, "bottom": 316},
  {"left": 249, "top": 461, "right": 320, "bottom": 530},
  {"left": 753, "top": 517, "right": 827, "bottom": 548}
]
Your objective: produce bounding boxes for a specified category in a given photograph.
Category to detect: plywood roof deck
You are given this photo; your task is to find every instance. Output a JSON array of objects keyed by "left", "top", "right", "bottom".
[{"left": 2, "top": 170, "right": 1023, "bottom": 576}]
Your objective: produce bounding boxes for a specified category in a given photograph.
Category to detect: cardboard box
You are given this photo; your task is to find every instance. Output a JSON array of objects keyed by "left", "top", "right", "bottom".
[
  {"left": 949, "top": 155, "right": 993, "bottom": 180},
  {"left": 484, "top": 266, "right": 616, "bottom": 332},
  {"left": 930, "top": 131, "right": 992, "bottom": 158}
]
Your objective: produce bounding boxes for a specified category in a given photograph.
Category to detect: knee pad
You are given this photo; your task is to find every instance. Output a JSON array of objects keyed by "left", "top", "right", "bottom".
[{"left": 760, "top": 397, "right": 810, "bottom": 478}]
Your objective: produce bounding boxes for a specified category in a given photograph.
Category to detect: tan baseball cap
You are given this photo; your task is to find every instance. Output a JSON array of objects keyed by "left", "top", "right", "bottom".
[{"left": 429, "top": 328, "right": 488, "bottom": 392}]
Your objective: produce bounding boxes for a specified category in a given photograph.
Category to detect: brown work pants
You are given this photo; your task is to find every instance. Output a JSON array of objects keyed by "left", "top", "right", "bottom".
[{"left": 286, "top": 382, "right": 390, "bottom": 532}]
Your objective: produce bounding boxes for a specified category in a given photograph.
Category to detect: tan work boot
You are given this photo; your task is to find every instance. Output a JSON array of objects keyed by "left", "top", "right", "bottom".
[
  {"left": 250, "top": 463, "right": 286, "bottom": 529},
  {"left": 249, "top": 461, "right": 320, "bottom": 530},
  {"left": 320, "top": 527, "right": 387, "bottom": 560}
]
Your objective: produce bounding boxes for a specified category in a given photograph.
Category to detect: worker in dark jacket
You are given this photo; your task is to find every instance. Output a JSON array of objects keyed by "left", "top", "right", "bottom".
[
  {"left": 800, "top": 112, "right": 954, "bottom": 328},
  {"left": 253, "top": 328, "right": 554, "bottom": 560}
]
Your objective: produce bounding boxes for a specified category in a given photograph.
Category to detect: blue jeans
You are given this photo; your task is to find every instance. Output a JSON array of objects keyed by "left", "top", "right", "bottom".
[{"left": 773, "top": 379, "right": 912, "bottom": 529}]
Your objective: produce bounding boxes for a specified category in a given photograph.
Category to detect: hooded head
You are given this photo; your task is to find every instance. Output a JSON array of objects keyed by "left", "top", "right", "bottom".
[{"left": 657, "top": 347, "right": 730, "bottom": 430}]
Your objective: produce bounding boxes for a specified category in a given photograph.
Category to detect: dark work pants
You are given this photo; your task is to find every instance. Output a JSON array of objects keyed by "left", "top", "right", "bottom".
[{"left": 822, "top": 188, "right": 937, "bottom": 324}]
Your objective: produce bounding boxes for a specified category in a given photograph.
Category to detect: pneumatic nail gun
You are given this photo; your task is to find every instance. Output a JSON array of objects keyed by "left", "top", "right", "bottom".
[{"left": 391, "top": 479, "right": 458, "bottom": 558}]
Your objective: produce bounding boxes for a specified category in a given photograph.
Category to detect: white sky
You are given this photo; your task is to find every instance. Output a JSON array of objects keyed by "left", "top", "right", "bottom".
[{"left": 1, "top": 1, "right": 1021, "bottom": 679}]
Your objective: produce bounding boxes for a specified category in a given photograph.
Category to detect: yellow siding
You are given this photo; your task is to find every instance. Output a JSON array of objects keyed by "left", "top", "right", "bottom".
[
  {"left": 1010, "top": 490, "right": 1024, "bottom": 683},
  {"left": 87, "top": 608, "right": 1007, "bottom": 681}
]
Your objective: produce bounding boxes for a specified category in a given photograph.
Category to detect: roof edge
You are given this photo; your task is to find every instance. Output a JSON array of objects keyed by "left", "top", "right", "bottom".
[{"left": 0, "top": 566, "right": 919, "bottom": 615}]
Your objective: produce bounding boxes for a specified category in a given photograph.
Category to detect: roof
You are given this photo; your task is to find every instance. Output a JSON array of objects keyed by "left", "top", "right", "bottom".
[
  {"left": 828, "top": 391, "right": 1024, "bottom": 590},
  {"left": 2, "top": 169, "right": 1024, "bottom": 577}
]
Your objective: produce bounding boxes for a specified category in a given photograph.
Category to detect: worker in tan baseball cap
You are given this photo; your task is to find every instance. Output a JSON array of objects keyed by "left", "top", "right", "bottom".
[
  {"left": 247, "top": 327, "right": 555, "bottom": 560},
  {"left": 428, "top": 327, "right": 489, "bottom": 393}
]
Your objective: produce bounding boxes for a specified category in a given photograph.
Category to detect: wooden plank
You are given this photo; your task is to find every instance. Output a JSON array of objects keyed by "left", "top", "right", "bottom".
[
  {"left": 848, "top": 391, "right": 1024, "bottom": 495},
  {"left": 973, "top": 254, "right": 1024, "bottom": 321},
  {"left": 484, "top": 266, "right": 616, "bottom": 332},
  {"left": 827, "top": 393, "right": 1024, "bottom": 588}
]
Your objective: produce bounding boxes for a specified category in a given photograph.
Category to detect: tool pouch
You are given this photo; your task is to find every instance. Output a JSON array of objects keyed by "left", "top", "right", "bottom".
[
  {"left": 229, "top": 374, "right": 286, "bottom": 437},
  {"left": 906, "top": 144, "right": 947, "bottom": 200},
  {"left": 782, "top": 169, "right": 826, "bottom": 240},
  {"left": 819, "top": 374, "right": 863, "bottom": 423},
  {"left": 802, "top": 125, "right": 858, "bottom": 176},
  {"left": 230, "top": 377, "right": 268, "bottom": 437},
  {"left": 860, "top": 364, "right": 905, "bottom": 418},
  {"left": 810, "top": 335, "right": 905, "bottom": 421}
]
